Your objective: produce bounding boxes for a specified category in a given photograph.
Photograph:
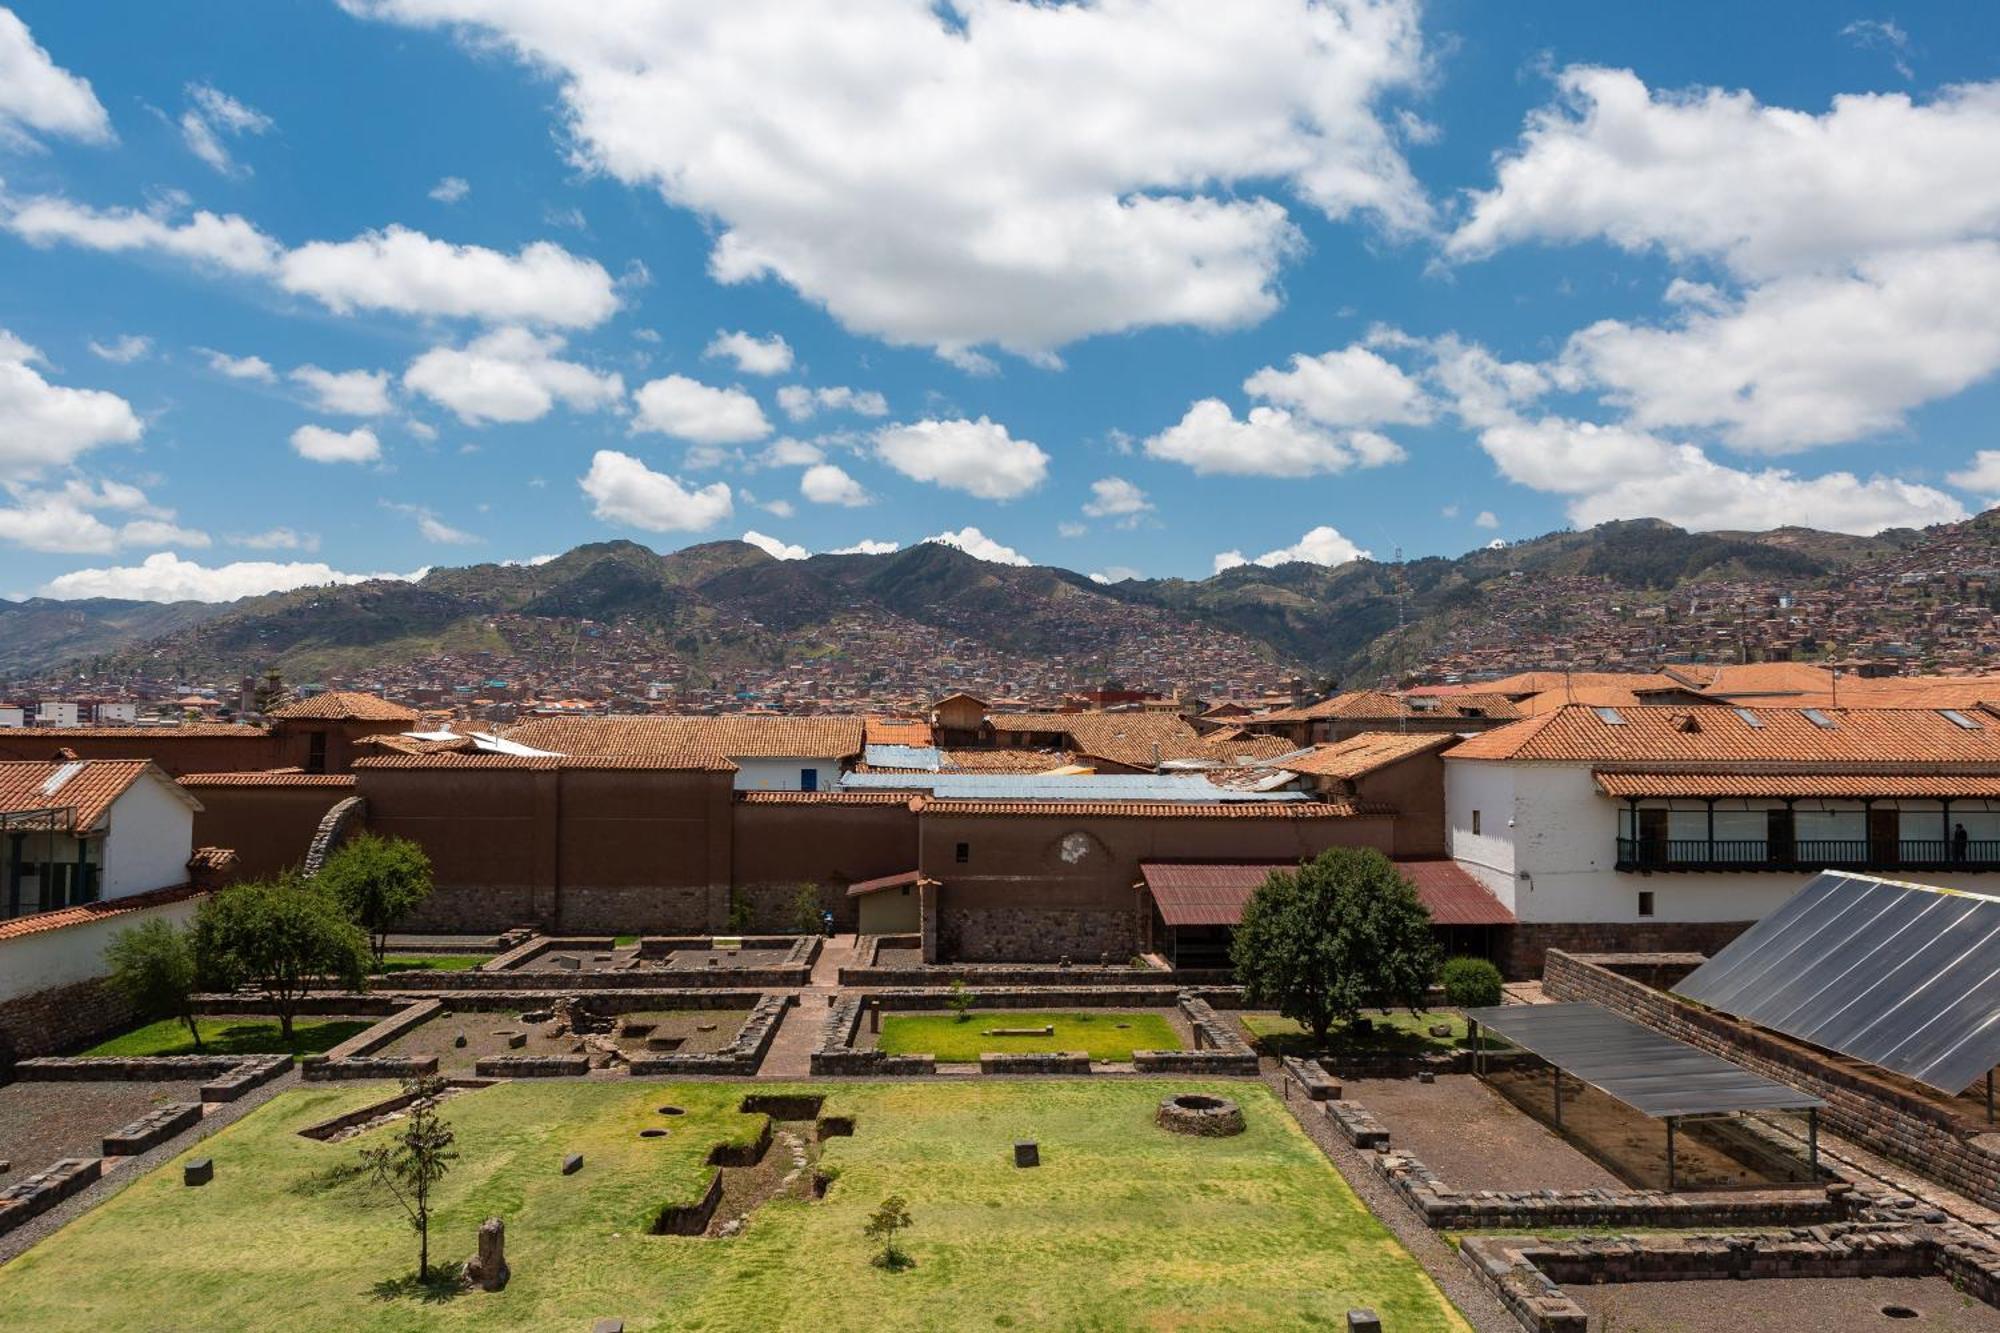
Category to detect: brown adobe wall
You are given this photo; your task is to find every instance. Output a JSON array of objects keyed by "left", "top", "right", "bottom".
[
  {"left": 184, "top": 782, "right": 351, "bottom": 880},
  {"left": 1544, "top": 949, "right": 2000, "bottom": 1211},
  {"left": 730, "top": 798, "right": 919, "bottom": 932},
  {"left": 1352, "top": 750, "right": 1448, "bottom": 859}
]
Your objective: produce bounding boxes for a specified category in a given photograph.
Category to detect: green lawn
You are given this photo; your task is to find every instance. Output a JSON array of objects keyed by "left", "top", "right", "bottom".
[
  {"left": 1241, "top": 1010, "right": 1504, "bottom": 1058},
  {"left": 81, "top": 1017, "right": 375, "bottom": 1058},
  {"left": 374, "top": 954, "right": 486, "bottom": 975},
  {"left": 0, "top": 1080, "right": 1467, "bottom": 1331},
  {"left": 876, "top": 1010, "right": 1181, "bottom": 1061}
]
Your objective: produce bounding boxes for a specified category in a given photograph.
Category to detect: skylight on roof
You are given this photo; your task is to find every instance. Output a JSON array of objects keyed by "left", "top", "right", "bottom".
[
  {"left": 1942, "top": 709, "right": 1982, "bottom": 729},
  {"left": 1734, "top": 708, "right": 1763, "bottom": 728},
  {"left": 1593, "top": 707, "right": 1625, "bottom": 725},
  {"left": 1803, "top": 709, "right": 1837, "bottom": 729}
]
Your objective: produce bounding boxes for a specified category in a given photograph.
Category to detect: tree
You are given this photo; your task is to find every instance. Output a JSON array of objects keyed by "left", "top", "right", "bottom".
[
  {"left": 945, "top": 979, "right": 975, "bottom": 1023},
  {"left": 864, "top": 1194, "right": 913, "bottom": 1270},
  {"left": 1230, "top": 847, "right": 1439, "bottom": 1047},
  {"left": 317, "top": 834, "right": 435, "bottom": 967},
  {"left": 790, "top": 883, "right": 823, "bottom": 935},
  {"left": 360, "top": 1075, "right": 458, "bottom": 1281},
  {"left": 193, "top": 874, "right": 371, "bottom": 1041},
  {"left": 104, "top": 919, "right": 202, "bottom": 1051}
]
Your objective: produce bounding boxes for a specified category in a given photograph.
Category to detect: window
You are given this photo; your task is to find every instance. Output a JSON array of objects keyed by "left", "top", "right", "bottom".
[
  {"left": 305, "top": 730, "right": 327, "bottom": 774},
  {"left": 1637, "top": 890, "right": 1655, "bottom": 918},
  {"left": 1471, "top": 810, "right": 1482, "bottom": 835},
  {"left": 1802, "top": 709, "right": 1836, "bottom": 729},
  {"left": 1734, "top": 708, "right": 1763, "bottom": 728},
  {"left": 1593, "top": 706, "right": 1625, "bottom": 725},
  {"left": 954, "top": 841, "right": 970, "bottom": 864},
  {"left": 1942, "top": 709, "right": 1981, "bottom": 729},
  {"left": 800, "top": 767, "right": 818, "bottom": 792}
]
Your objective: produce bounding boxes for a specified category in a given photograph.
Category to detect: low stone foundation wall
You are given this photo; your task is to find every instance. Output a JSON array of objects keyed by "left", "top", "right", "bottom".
[
  {"left": 320, "top": 1000, "right": 441, "bottom": 1061},
  {"left": 387, "top": 965, "right": 808, "bottom": 991},
  {"left": 0, "top": 1158, "right": 102, "bottom": 1238},
  {"left": 839, "top": 963, "right": 1230, "bottom": 988},
  {"left": 474, "top": 1055, "right": 591, "bottom": 1078},
  {"left": 1329, "top": 1100, "right": 1391, "bottom": 1149},
  {"left": 980, "top": 1052, "right": 1091, "bottom": 1074},
  {"left": 103, "top": 1101, "right": 203, "bottom": 1156},
  {"left": 11, "top": 1052, "right": 290, "bottom": 1102},
  {"left": 302, "top": 1054, "right": 439, "bottom": 1082},
  {"left": 191, "top": 992, "right": 405, "bottom": 1016},
  {"left": 1280, "top": 1056, "right": 1342, "bottom": 1100},
  {"left": 1545, "top": 949, "right": 2000, "bottom": 1211},
  {"left": 373, "top": 987, "right": 768, "bottom": 1014},
  {"left": 855, "top": 984, "right": 1194, "bottom": 1011},
  {"left": 810, "top": 996, "right": 935, "bottom": 1076},
  {"left": 1506, "top": 920, "right": 1751, "bottom": 980},
  {"left": 200, "top": 1054, "right": 290, "bottom": 1101},
  {"left": 295, "top": 1078, "right": 495, "bottom": 1141},
  {"left": 0, "top": 978, "right": 138, "bottom": 1064},
  {"left": 626, "top": 995, "right": 791, "bottom": 1077},
  {"left": 1132, "top": 996, "right": 1258, "bottom": 1076}
]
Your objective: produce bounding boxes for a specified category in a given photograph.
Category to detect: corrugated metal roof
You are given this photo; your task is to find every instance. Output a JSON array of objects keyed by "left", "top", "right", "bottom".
[
  {"left": 840, "top": 772, "right": 1304, "bottom": 802},
  {"left": 1462, "top": 1002, "right": 1823, "bottom": 1118},
  {"left": 863, "top": 743, "right": 942, "bottom": 771}
]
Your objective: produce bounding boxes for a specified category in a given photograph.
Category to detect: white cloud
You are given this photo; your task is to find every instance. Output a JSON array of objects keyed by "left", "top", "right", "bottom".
[
  {"left": 382, "top": 500, "right": 478, "bottom": 544},
  {"left": 1842, "top": 19, "right": 1914, "bottom": 80},
  {"left": 0, "top": 478, "right": 208, "bottom": 554},
  {"left": 1448, "top": 68, "right": 2000, "bottom": 279},
  {"left": 87, "top": 334, "right": 151, "bottom": 364},
  {"left": 3, "top": 195, "right": 281, "bottom": 275},
  {"left": 180, "top": 82, "right": 272, "bottom": 176},
  {"left": 874, "top": 417, "right": 1047, "bottom": 499},
  {"left": 1057, "top": 521, "right": 1087, "bottom": 539},
  {"left": 38, "top": 551, "right": 419, "bottom": 603},
  {"left": 1242, "top": 344, "right": 1430, "bottom": 426},
  {"left": 278, "top": 225, "right": 618, "bottom": 327},
  {"left": 1473, "top": 509, "right": 1498, "bottom": 529},
  {"left": 704, "top": 330, "right": 793, "bottom": 376},
  {"left": 1089, "top": 566, "right": 1143, "bottom": 584},
  {"left": 800, "top": 462, "right": 871, "bottom": 507},
  {"left": 760, "top": 437, "right": 825, "bottom": 468},
  {"left": 289, "top": 423, "right": 381, "bottom": 464},
  {"left": 0, "top": 330, "right": 143, "bottom": 471},
  {"left": 579, "top": 449, "right": 732, "bottom": 532},
  {"left": 429, "top": 175, "right": 470, "bottom": 204},
  {"left": 1563, "top": 243, "right": 2000, "bottom": 453},
  {"left": 231, "top": 527, "right": 318, "bottom": 552},
  {"left": 1213, "top": 524, "right": 1369, "bottom": 573},
  {"left": 1081, "top": 476, "right": 1152, "bottom": 521},
  {"left": 1144, "top": 398, "right": 1403, "bottom": 476},
  {"left": 204, "top": 349, "right": 276, "bottom": 382},
  {"left": 923, "top": 526, "right": 1030, "bottom": 566},
  {"left": 1949, "top": 451, "right": 2000, "bottom": 507},
  {"left": 776, "top": 384, "right": 890, "bottom": 421},
  {"left": 829, "top": 538, "right": 898, "bottom": 555},
  {"left": 742, "top": 529, "right": 808, "bottom": 560},
  {"left": 341, "top": 0, "right": 1430, "bottom": 362},
  {"left": 631, "top": 374, "right": 771, "bottom": 444},
  {"left": 0, "top": 9, "right": 111, "bottom": 146},
  {"left": 290, "top": 364, "right": 394, "bottom": 417},
  {"left": 403, "top": 326, "right": 622, "bottom": 425}
]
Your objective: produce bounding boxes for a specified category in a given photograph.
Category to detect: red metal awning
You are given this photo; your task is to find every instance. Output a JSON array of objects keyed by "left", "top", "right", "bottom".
[{"left": 1139, "top": 860, "right": 1513, "bottom": 928}]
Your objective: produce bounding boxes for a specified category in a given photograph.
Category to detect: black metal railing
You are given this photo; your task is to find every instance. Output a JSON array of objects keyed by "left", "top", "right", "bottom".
[{"left": 1616, "top": 837, "right": 2000, "bottom": 872}]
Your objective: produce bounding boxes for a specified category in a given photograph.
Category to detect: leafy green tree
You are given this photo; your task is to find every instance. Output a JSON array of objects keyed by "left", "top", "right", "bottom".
[
  {"left": 360, "top": 1075, "right": 458, "bottom": 1281},
  {"left": 104, "top": 918, "right": 203, "bottom": 1051},
  {"left": 726, "top": 888, "right": 754, "bottom": 933},
  {"left": 1230, "top": 848, "right": 1439, "bottom": 1046},
  {"left": 317, "top": 834, "right": 435, "bottom": 967},
  {"left": 864, "top": 1193, "right": 914, "bottom": 1270},
  {"left": 193, "top": 874, "right": 370, "bottom": 1041},
  {"left": 790, "top": 883, "right": 823, "bottom": 935},
  {"left": 1440, "top": 956, "right": 1504, "bottom": 1009}
]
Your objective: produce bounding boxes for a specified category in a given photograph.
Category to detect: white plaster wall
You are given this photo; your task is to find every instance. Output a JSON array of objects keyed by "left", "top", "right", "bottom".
[
  {"left": 100, "top": 775, "right": 196, "bottom": 900},
  {"left": 1445, "top": 759, "right": 1518, "bottom": 912},
  {"left": 729, "top": 756, "right": 842, "bottom": 792},
  {"left": 0, "top": 894, "right": 203, "bottom": 1003}
]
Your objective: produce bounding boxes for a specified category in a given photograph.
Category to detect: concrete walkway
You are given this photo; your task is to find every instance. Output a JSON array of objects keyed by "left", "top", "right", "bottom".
[{"left": 756, "top": 934, "right": 858, "bottom": 1078}]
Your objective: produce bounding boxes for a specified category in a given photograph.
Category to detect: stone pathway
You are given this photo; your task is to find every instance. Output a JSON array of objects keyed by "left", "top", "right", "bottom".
[{"left": 755, "top": 934, "right": 858, "bottom": 1078}]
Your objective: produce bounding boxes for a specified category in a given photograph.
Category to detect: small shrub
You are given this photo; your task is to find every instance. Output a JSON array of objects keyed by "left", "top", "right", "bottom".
[
  {"left": 1439, "top": 956, "right": 1503, "bottom": 1009},
  {"left": 864, "top": 1193, "right": 914, "bottom": 1270},
  {"left": 945, "top": 979, "right": 975, "bottom": 1022},
  {"left": 726, "top": 889, "right": 754, "bottom": 933}
]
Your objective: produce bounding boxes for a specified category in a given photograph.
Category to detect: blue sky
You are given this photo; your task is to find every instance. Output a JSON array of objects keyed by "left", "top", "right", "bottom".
[{"left": 2, "top": 0, "right": 1998, "bottom": 602}]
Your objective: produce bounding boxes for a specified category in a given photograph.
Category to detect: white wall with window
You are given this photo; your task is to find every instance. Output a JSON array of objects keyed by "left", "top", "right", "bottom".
[{"left": 728, "top": 756, "right": 846, "bottom": 792}]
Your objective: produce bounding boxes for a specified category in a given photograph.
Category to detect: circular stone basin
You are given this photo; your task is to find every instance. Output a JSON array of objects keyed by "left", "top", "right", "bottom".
[
  {"left": 639, "top": 1128, "right": 669, "bottom": 1139},
  {"left": 657, "top": 1106, "right": 685, "bottom": 1116},
  {"left": 1156, "top": 1093, "right": 1245, "bottom": 1137}
]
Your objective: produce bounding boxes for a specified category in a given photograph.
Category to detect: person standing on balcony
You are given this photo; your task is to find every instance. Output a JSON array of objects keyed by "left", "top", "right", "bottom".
[{"left": 1954, "top": 823, "right": 1970, "bottom": 863}]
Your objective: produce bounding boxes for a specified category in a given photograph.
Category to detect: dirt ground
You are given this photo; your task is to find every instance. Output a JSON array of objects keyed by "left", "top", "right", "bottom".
[
  {"left": 658, "top": 948, "right": 793, "bottom": 971},
  {"left": 873, "top": 947, "right": 922, "bottom": 967},
  {"left": 502, "top": 945, "right": 638, "bottom": 973},
  {"left": 1568, "top": 1276, "right": 2000, "bottom": 1331},
  {"left": 1344, "top": 1075, "right": 1622, "bottom": 1192},
  {"left": 1486, "top": 1066, "right": 1815, "bottom": 1190},
  {"left": 381, "top": 1008, "right": 752, "bottom": 1075},
  {"left": 0, "top": 1080, "right": 206, "bottom": 1181}
]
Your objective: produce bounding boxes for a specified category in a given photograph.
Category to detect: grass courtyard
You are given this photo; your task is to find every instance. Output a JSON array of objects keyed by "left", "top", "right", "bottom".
[
  {"left": 0, "top": 1079, "right": 1467, "bottom": 1331},
  {"left": 874, "top": 1010, "right": 1181, "bottom": 1061},
  {"left": 81, "top": 1016, "right": 375, "bottom": 1058},
  {"left": 373, "top": 953, "right": 486, "bottom": 975},
  {"left": 1241, "top": 1010, "right": 1502, "bottom": 1058}
]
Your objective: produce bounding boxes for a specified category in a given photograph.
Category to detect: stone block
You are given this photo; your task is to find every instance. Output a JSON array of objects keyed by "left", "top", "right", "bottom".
[
  {"left": 592, "top": 1321, "right": 625, "bottom": 1333},
  {"left": 563, "top": 1154, "right": 583, "bottom": 1176},
  {"left": 1014, "top": 1141, "right": 1039, "bottom": 1168},
  {"left": 1346, "top": 1311, "right": 1381, "bottom": 1333},
  {"left": 184, "top": 1158, "right": 213, "bottom": 1187},
  {"left": 464, "top": 1215, "right": 508, "bottom": 1292}
]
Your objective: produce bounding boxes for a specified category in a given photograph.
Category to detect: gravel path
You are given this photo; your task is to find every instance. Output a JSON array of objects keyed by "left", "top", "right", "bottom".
[
  {"left": 1261, "top": 1066, "right": 1517, "bottom": 1332},
  {"left": 1344, "top": 1075, "right": 1622, "bottom": 1192},
  {"left": 0, "top": 1080, "right": 208, "bottom": 1181},
  {"left": 1568, "top": 1275, "right": 2000, "bottom": 1331}
]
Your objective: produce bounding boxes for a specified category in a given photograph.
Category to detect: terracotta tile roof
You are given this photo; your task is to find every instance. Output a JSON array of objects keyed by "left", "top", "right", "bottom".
[
  {"left": 0, "top": 881, "right": 206, "bottom": 942},
  {"left": 177, "top": 771, "right": 359, "bottom": 788},
  {"left": 0, "top": 759, "right": 178, "bottom": 829},
  {"left": 188, "top": 846, "right": 239, "bottom": 872},
  {"left": 736, "top": 790, "right": 911, "bottom": 805},
  {"left": 865, "top": 716, "right": 934, "bottom": 747},
  {"left": 846, "top": 869, "right": 926, "bottom": 898},
  {"left": 353, "top": 752, "right": 736, "bottom": 772},
  {"left": 352, "top": 733, "right": 475, "bottom": 756},
  {"left": 267, "top": 691, "right": 419, "bottom": 722},
  {"left": 501, "top": 714, "right": 864, "bottom": 760},
  {"left": 916, "top": 797, "right": 1384, "bottom": 819},
  {"left": 1593, "top": 771, "right": 2000, "bottom": 799},
  {"left": 1274, "top": 731, "right": 1458, "bottom": 779},
  {"left": 1448, "top": 703, "right": 2000, "bottom": 766},
  {"left": 1469, "top": 671, "right": 1686, "bottom": 698},
  {"left": 1199, "top": 733, "right": 1299, "bottom": 762},
  {"left": 1255, "top": 691, "right": 1522, "bottom": 725},
  {"left": 1, "top": 724, "right": 266, "bottom": 738},
  {"left": 1139, "top": 859, "right": 1511, "bottom": 927},
  {"left": 986, "top": 711, "right": 1210, "bottom": 768},
  {"left": 940, "top": 748, "right": 1071, "bottom": 773}
]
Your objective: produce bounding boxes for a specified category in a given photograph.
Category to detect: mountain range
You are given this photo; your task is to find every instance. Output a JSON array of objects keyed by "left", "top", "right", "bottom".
[{"left": 2, "top": 512, "right": 1989, "bottom": 685}]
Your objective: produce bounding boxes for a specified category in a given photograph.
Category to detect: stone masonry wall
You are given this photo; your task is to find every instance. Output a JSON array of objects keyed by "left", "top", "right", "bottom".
[
  {"left": 938, "top": 904, "right": 1136, "bottom": 964},
  {"left": 1505, "top": 920, "right": 1753, "bottom": 980},
  {"left": 0, "top": 975, "right": 139, "bottom": 1064},
  {"left": 1545, "top": 949, "right": 2000, "bottom": 1210}
]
